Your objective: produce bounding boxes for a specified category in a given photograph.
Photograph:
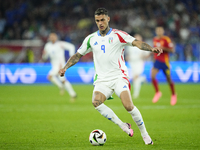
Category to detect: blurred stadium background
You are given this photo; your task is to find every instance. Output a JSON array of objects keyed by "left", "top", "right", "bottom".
[{"left": 0, "top": 0, "right": 200, "bottom": 84}]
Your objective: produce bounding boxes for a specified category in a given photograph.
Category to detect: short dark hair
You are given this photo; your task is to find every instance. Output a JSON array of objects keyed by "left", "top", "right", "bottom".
[{"left": 94, "top": 8, "right": 108, "bottom": 16}]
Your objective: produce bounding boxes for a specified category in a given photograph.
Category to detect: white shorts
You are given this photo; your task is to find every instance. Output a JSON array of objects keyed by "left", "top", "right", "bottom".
[
  {"left": 129, "top": 61, "right": 145, "bottom": 77},
  {"left": 92, "top": 77, "right": 131, "bottom": 100},
  {"left": 49, "top": 61, "right": 65, "bottom": 76},
  {"left": 49, "top": 67, "right": 59, "bottom": 76},
  {"left": 48, "top": 66, "right": 66, "bottom": 82}
]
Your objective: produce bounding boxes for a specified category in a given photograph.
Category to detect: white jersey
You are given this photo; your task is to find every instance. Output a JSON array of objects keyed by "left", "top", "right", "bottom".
[
  {"left": 43, "top": 41, "right": 75, "bottom": 67},
  {"left": 125, "top": 46, "right": 150, "bottom": 76},
  {"left": 77, "top": 28, "right": 135, "bottom": 83},
  {"left": 125, "top": 46, "right": 150, "bottom": 63}
]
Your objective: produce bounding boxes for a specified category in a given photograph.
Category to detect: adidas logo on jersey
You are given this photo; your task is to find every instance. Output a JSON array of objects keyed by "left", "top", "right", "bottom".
[
  {"left": 123, "top": 85, "right": 127, "bottom": 88},
  {"left": 94, "top": 41, "right": 98, "bottom": 45}
]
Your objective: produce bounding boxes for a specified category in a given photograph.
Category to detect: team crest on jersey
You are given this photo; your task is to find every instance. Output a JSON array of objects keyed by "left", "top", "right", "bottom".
[{"left": 108, "top": 37, "right": 113, "bottom": 43}]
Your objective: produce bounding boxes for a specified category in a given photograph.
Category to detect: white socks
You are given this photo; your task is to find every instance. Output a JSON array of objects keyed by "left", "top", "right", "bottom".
[
  {"left": 95, "top": 104, "right": 124, "bottom": 128},
  {"left": 95, "top": 104, "right": 148, "bottom": 137},
  {"left": 64, "top": 80, "right": 76, "bottom": 97},
  {"left": 128, "top": 106, "right": 148, "bottom": 137}
]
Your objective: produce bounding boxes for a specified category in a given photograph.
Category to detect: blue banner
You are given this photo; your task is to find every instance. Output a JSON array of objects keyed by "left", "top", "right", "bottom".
[{"left": 0, "top": 62, "right": 200, "bottom": 84}]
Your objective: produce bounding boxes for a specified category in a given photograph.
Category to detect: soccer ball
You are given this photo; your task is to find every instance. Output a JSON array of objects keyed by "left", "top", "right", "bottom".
[{"left": 89, "top": 129, "right": 107, "bottom": 146}]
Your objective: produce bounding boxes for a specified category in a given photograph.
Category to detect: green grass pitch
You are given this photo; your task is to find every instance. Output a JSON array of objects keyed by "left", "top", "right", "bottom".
[{"left": 0, "top": 83, "right": 200, "bottom": 150}]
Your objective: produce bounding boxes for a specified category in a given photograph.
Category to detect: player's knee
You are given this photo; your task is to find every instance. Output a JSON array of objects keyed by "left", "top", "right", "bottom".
[
  {"left": 92, "top": 93, "right": 105, "bottom": 107},
  {"left": 92, "top": 101, "right": 97, "bottom": 107},
  {"left": 151, "top": 72, "right": 156, "bottom": 79},
  {"left": 92, "top": 100, "right": 102, "bottom": 108},
  {"left": 47, "top": 75, "right": 52, "bottom": 80},
  {"left": 120, "top": 91, "right": 134, "bottom": 111},
  {"left": 151, "top": 73, "right": 156, "bottom": 80},
  {"left": 92, "top": 97, "right": 102, "bottom": 107},
  {"left": 151, "top": 68, "right": 158, "bottom": 79},
  {"left": 166, "top": 76, "right": 173, "bottom": 83}
]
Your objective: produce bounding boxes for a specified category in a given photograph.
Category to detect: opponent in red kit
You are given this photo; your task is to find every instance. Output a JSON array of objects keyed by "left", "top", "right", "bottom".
[{"left": 151, "top": 26, "right": 177, "bottom": 105}]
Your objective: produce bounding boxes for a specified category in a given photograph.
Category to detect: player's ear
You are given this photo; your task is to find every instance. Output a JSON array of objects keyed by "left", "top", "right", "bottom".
[{"left": 107, "top": 16, "right": 110, "bottom": 22}]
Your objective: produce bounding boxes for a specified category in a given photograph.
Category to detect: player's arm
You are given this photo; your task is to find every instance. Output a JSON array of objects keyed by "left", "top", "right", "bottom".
[
  {"left": 59, "top": 52, "right": 83, "bottom": 76},
  {"left": 39, "top": 49, "right": 48, "bottom": 62},
  {"left": 161, "top": 46, "right": 175, "bottom": 53},
  {"left": 132, "top": 39, "right": 163, "bottom": 56},
  {"left": 161, "top": 37, "right": 175, "bottom": 53},
  {"left": 59, "top": 34, "right": 92, "bottom": 76},
  {"left": 62, "top": 42, "right": 76, "bottom": 56},
  {"left": 40, "top": 43, "right": 49, "bottom": 62},
  {"left": 42, "top": 50, "right": 47, "bottom": 60}
]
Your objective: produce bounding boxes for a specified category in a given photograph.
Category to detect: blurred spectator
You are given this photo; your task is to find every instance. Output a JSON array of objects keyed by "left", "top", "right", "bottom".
[
  {"left": 0, "top": 0, "right": 199, "bottom": 62},
  {"left": 0, "top": 12, "right": 6, "bottom": 36},
  {"left": 179, "top": 25, "right": 190, "bottom": 42},
  {"left": 184, "top": 44, "right": 196, "bottom": 61}
]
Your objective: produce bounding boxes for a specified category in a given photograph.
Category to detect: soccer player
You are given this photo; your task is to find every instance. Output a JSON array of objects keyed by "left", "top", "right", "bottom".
[
  {"left": 126, "top": 34, "right": 150, "bottom": 99},
  {"left": 59, "top": 8, "right": 162, "bottom": 145},
  {"left": 42, "top": 33, "right": 77, "bottom": 100},
  {"left": 151, "top": 26, "right": 177, "bottom": 105}
]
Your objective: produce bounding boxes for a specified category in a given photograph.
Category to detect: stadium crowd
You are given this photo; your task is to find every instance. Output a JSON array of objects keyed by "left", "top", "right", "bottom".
[{"left": 0, "top": 0, "right": 200, "bottom": 62}]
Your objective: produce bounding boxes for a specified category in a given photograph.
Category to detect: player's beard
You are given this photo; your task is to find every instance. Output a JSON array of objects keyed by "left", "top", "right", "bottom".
[{"left": 100, "top": 26, "right": 109, "bottom": 35}]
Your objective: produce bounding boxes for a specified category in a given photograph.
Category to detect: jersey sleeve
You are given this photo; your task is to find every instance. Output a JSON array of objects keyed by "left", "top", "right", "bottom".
[
  {"left": 77, "top": 35, "right": 93, "bottom": 56},
  {"left": 114, "top": 30, "right": 135, "bottom": 46},
  {"left": 60, "top": 41, "right": 75, "bottom": 57},
  {"left": 164, "top": 36, "right": 173, "bottom": 48}
]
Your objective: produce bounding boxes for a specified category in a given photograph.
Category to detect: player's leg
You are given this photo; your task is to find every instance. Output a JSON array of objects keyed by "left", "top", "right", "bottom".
[
  {"left": 132, "top": 61, "right": 146, "bottom": 99},
  {"left": 48, "top": 75, "right": 62, "bottom": 88},
  {"left": 48, "top": 67, "right": 64, "bottom": 94},
  {"left": 59, "top": 76, "right": 77, "bottom": 99},
  {"left": 151, "top": 67, "right": 160, "bottom": 92},
  {"left": 131, "top": 62, "right": 140, "bottom": 98},
  {"left": 115, "top": 78, "right": 153, "bottom": 144},
  {"left": 133, "top": 76, "right": 146, "bottom": 99},
  {"left": 163, "top": 68, "right": 177, "bottom": 105},
  {"left": 93, "top": 83, "right": 129, "bottom": 135},
  {"left": 133, "top": 75, "right": 140, "bottom": 98},
  {"left": 151, "top": 62, "right": 162, "bottom": 103}
]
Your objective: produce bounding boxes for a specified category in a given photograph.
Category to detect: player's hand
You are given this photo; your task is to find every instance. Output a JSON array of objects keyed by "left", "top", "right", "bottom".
[
  {"left": 152, "top": 47, "right": 163, "bottom": 56},
  {"left": 59, "top": 68, "right": 66, "bottom": 77}
]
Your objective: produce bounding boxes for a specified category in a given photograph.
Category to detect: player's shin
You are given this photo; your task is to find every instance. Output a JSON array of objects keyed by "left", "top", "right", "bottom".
[
  {"left": 95, "top": 103, "right": 124, "bottom": 127},
  {"left": 169, "top": 82, "right": 175, "bottom": 95},
  {"left": 128, "top": 106, "right": 148, "bottom": 137},
  {"left": 50, "top": 76, "right": 63, "bottom": 89},
  {"left": 133, "top": 78, "right": 141, "bottom": 98},
  {"left": 152, "top": 79, "right": 159, "bottom": 92},
  {"left": 64, "top": 80, "right": 76, "bottom": 97}
]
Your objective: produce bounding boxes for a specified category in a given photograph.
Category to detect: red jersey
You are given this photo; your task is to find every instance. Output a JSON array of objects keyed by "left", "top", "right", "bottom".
[{"left": 153, "top": 36, "right": 173, "bottom": 63}]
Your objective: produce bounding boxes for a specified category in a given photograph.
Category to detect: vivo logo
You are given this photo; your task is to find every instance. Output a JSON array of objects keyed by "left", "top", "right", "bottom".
[
  {"left": 0, "top": 65, "right": 37, "bottom": 84},
  {"left": 175, "top": 63, "right": 200, "bottom": 83}
]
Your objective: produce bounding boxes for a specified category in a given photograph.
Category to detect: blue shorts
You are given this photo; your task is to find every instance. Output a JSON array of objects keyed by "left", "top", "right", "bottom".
[{"left": 153, "top": 60, "right": 170, "bottom": 76}]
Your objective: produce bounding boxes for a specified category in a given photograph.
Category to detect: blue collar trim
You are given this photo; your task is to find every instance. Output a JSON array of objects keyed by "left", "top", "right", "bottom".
[
  {"left": 97, "top": 30, "right": 101, "bottom": 36},
  {"left": 97, "top": 28, "right": 112, "bottom": 36}
]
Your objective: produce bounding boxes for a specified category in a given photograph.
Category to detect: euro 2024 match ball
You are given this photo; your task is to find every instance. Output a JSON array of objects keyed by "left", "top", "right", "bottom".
[{"left": 89, "top": 129, "right": 107, "bottom": 146}]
